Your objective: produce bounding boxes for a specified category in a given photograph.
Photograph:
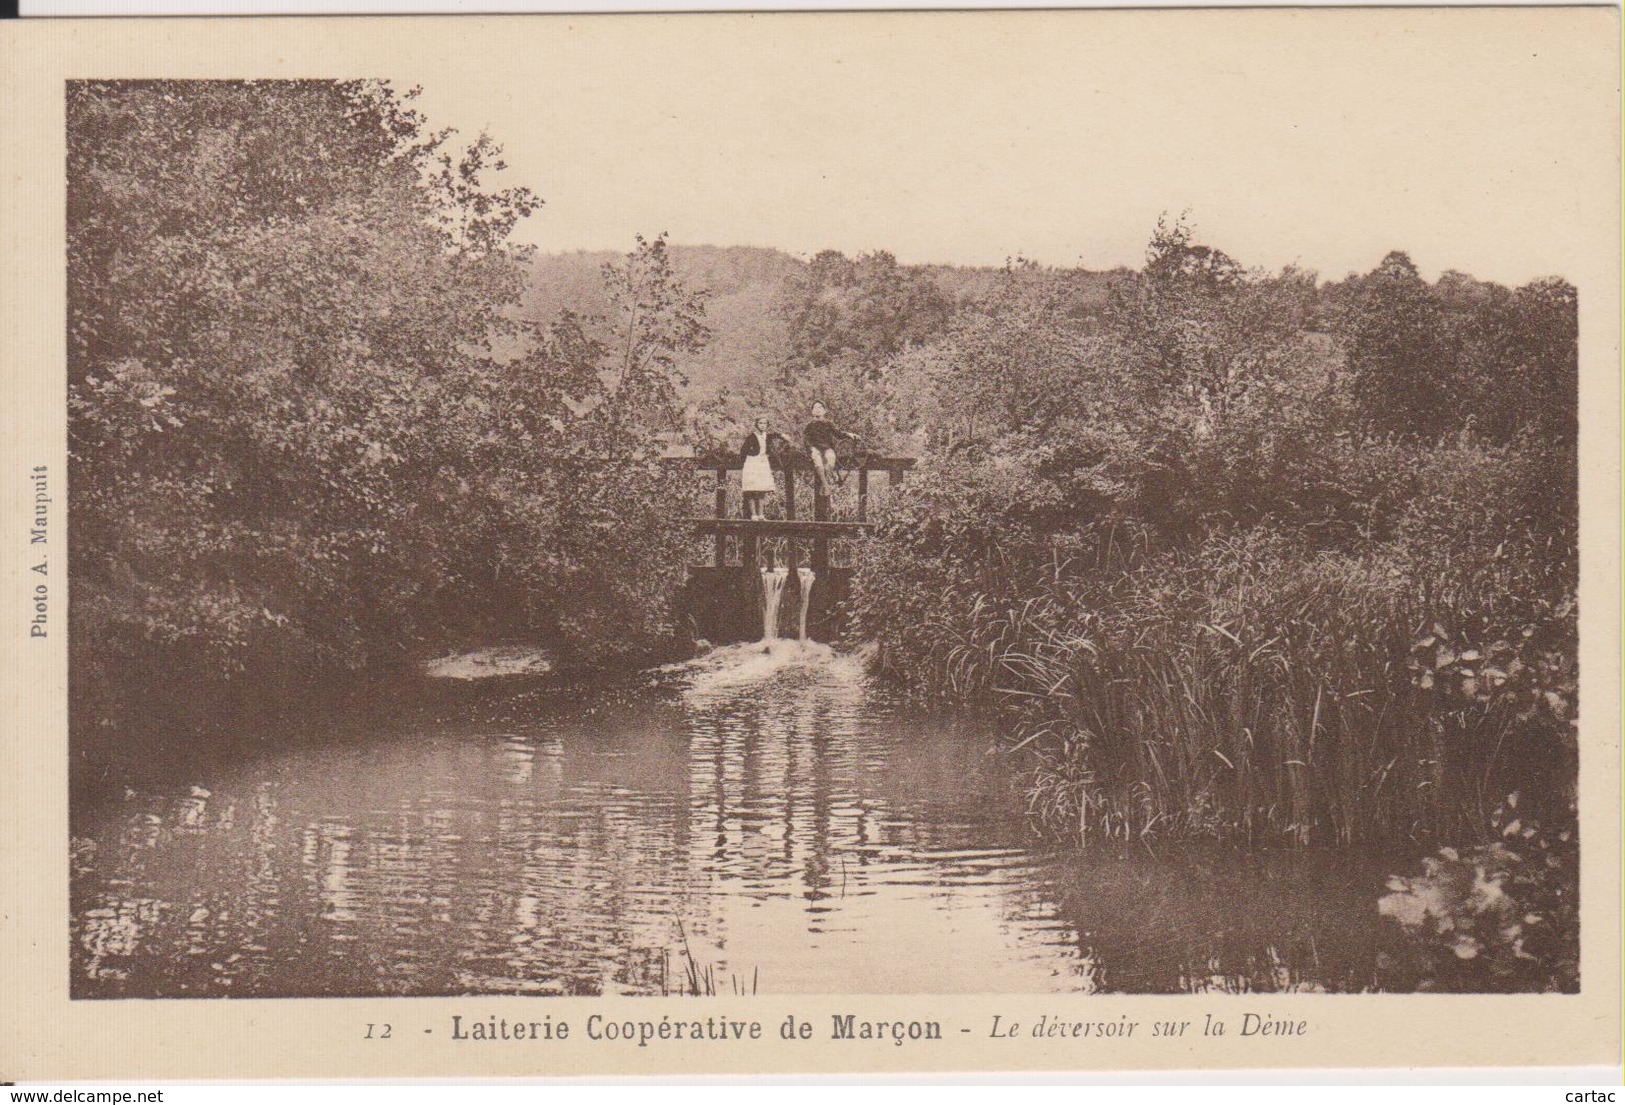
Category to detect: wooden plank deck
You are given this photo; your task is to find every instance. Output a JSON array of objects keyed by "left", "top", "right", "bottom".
[
  {"left": 690, "top": 518, "right": 874, "bottom": 538},
  {"left": 679, "top": 452, "right": 910, "bottom": 570},
  {"left": 665, "top": 454, "right": 915, "bottom": 475}
]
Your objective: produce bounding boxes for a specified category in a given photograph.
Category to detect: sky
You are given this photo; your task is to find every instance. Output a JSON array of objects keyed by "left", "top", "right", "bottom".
[{"left": 391, "top": 9, "right": 1616, "bottom": 284}]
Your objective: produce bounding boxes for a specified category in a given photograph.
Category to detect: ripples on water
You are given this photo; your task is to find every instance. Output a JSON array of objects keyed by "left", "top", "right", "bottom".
[{"left": 71, "top": 641, "right": 1389, "bottom": 998}]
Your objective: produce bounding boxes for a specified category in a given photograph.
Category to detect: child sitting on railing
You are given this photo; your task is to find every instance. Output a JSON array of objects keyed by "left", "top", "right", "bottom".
[{"left": 802, "top": 401, "right": 862, "bottom": 501}]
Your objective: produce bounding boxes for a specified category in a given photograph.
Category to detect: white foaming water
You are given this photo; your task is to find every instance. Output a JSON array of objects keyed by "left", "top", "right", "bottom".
[
  {"left": 421, "top": 645, "right": 553, "bottom": 680},
  {"left": 670, "top": 639, "right": 871, "bottom": 707},
  {"left": 760, "top": 567, "right": 789, "bottom": 642},
  {"left": 796, "top": 567, "right": 815, "bottom": 642}
]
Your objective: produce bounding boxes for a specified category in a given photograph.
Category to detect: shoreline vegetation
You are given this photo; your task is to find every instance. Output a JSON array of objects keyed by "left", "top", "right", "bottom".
[{"left": 68, "top": 80, "right": 1579, "bottom": 992}]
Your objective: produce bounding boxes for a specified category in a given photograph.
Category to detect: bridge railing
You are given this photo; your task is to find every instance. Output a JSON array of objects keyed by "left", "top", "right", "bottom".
[{"left": 664, "top": 454, "right": 915, "bottom": 568}]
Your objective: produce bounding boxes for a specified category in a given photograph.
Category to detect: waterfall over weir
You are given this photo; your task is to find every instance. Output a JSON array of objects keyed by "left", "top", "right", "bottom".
[
  {"left": 759, "top": 567, "right": 789, "bottom": 642},
  {"left": 760, "top": 566, "right": 817, "bottom": 643},
  {"left": 796, "top": 567, "right": 816, "bottom": 642}
]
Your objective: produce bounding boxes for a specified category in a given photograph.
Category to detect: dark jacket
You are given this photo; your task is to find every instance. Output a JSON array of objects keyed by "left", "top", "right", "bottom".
[
  {"left": 738, "top": 431, "right": 789, "bottom": 464},
  {"left": 803, "top": 419, "right": 857, "bottom": 451}
]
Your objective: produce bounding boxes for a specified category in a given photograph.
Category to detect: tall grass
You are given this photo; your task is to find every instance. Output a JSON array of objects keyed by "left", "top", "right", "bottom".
[
  {"left": 1006, "top": 550, "right": 1480, "bottom": 846},
  {"left": 852, "top": 476, "right": 1576, "bottom": 850}
]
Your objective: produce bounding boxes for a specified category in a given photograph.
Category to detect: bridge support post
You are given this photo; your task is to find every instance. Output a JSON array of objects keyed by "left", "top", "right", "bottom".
[
  {"left": 812, "top": 483, "right": 830, "bottom": 569},
  {"left": 713, "top": 468, "right": 728, "bottom": 566}
]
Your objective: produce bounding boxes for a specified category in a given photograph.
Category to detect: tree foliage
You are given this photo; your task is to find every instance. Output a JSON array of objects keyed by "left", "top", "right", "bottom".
[
  {"left": 777, "top": 249, "right": 954, "bottom": 382},
  {"left": 68, "top": 80, "right": 696, "bottom": 733},
  {"left": 1325, "top": 252, "right": 1577, "bottom": 445},
  {"left": 851, "top": 216, "right": 1580, "bottom": 854}
]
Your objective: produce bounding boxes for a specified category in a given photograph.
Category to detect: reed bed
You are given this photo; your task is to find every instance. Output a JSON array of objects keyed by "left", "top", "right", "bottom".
[{"left": 854, "top": 518, "right": 1576, "bottom": 850}]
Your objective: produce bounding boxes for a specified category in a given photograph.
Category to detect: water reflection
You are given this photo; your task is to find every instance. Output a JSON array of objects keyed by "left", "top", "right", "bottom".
[{"left": 71, "top": 642, "right": 1387, "bottom": 997}]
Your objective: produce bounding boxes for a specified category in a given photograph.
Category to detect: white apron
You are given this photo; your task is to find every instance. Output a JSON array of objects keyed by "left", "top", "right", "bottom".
[{"left": 741, "top": 432, "right": 775, "bottom": 493}]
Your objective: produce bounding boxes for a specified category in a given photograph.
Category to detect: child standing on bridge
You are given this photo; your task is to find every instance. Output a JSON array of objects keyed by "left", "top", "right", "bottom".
[{"left": 738, "top": 417, "right": 788, "bottom": 521}]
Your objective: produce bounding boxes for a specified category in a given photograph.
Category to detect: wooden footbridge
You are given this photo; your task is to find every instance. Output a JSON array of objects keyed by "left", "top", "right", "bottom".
[{"left": 669, "top": 452, "right": 915, "bottom": 642}]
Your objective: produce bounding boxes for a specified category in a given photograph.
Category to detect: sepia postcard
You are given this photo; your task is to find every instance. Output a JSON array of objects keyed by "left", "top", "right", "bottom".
[{"left": 1, "top": 8, "right": 1620, "bottom": 1081}]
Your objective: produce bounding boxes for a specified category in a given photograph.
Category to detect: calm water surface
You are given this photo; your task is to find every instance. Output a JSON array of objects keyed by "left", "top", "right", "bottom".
[{"left": 72, "top": 642, "right": 1392, "bottom": 997}]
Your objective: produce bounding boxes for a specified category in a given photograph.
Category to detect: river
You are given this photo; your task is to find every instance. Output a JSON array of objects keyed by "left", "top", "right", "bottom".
[{"left": 71, "top": 641, "right": 1396, "bottom": 998}]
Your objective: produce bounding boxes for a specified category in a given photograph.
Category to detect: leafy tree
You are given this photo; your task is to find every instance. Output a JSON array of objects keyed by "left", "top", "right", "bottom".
[
  {"left": 896, "top": 261, "right": 1100, "bottom": 448},
  {"left": 896, "top": 221, "right": 1340, "bottom": 543},
  {"left": 777, "top": 249, "right": 954, "bottom": 381},
  {"left": 486, "top": 236, "right": 707, "bottom": 653},
  {"left": 1329, "top": 250, "right": 1458, "bottom": 439},
  {"left": 1325, "top": 255, "right": 1578, "bottom": 447},
  {"left": 595, "top": 233, "right": 711, "bottom": 434},
  {"left": 67, "top": 80, "right": 693, "bottom": 734},
  {"left": 1105, "top": 215, "right": 1321, "bottom": 431},
  {"left": 1451, "top": 275, "right": 1578, "bottom": 445}
]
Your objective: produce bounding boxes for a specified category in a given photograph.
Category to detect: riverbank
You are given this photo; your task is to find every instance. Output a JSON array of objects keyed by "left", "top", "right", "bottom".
[{"left": 69, "top": 638, "right": 702, "bottom": 804}]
